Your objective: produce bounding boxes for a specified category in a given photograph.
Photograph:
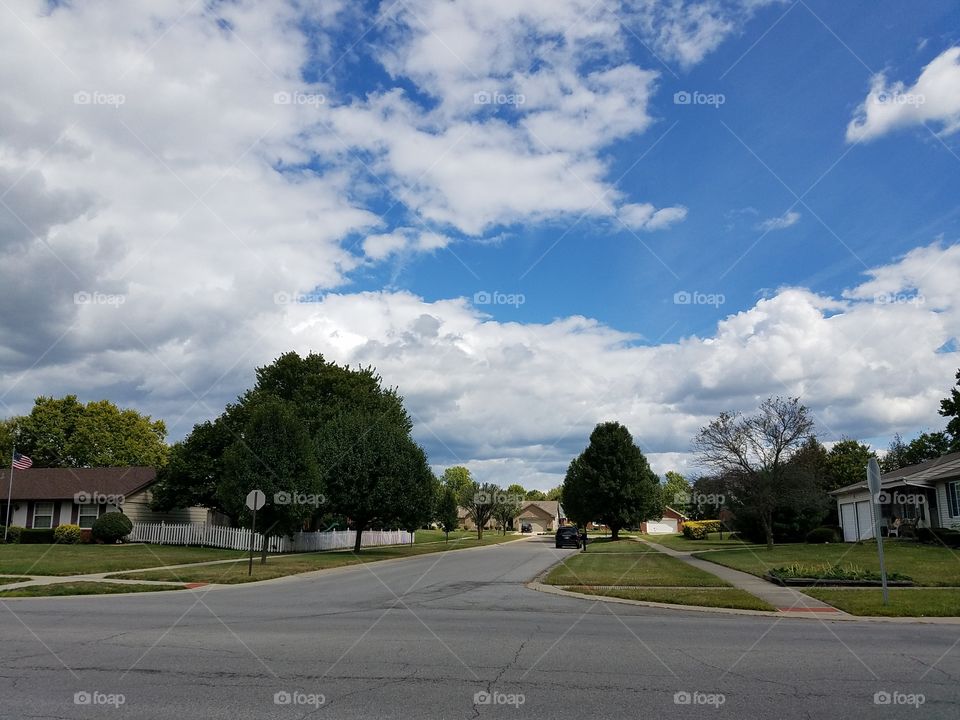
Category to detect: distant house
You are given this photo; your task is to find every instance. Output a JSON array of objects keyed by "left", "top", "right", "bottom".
[
  {"left": 512, "top": 500, "right": 564, "bottom": 533},
  {"left": 831, "top": 451, "right": 960, "bottom": 542},
  {"left": 457, "top": 506, "right": 497, "bottom": 531},
  {"left": 0, "top": 467, "right": 214, "bottom": 530},
  {"left": 640, "top": 506, "right": 688, "bottom": 534}
]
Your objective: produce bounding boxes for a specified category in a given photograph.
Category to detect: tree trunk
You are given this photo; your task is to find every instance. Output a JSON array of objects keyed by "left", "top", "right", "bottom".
[
  {"left": 353, "top": 526, "right": 363, "bottom": 553},
  {"left": 477, "top": 525, "right": 483, "bottom": 540},
  {"left": 610, "top": 525, "right": 620, "bottom": 541},
  {"left": 763, "top": 515, "right": 774, "bottom": 550}
]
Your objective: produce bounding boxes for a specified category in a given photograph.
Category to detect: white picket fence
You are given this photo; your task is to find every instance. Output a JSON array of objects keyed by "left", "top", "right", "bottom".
[{"left": 128, "top": 522, "right": 413, "bottom": 553}]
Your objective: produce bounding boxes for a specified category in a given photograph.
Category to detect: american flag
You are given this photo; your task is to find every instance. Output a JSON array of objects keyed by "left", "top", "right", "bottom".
[{"left": 12, "top": 452, "right": 32, "bottom": 470}]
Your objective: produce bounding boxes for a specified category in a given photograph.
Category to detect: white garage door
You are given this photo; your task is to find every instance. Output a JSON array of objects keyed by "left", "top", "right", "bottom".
[
  {"left": 646, "top": 519, "right": 677, "bottom": 534},
  {"left": 840, "top": 501, "right": 876, "bottom": 541}
]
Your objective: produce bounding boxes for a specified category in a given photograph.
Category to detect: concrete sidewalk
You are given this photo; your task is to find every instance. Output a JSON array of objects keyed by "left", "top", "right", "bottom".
[{"left": 638, "top": 538, "right": 845, "bottom": 615}]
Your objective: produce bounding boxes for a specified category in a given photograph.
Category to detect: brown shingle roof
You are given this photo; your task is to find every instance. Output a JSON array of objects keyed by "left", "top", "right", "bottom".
[{"left": 0, "top": 467, "right": 156, "bottom": 501}]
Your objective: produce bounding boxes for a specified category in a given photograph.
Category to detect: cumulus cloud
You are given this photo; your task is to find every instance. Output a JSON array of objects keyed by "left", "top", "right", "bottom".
[
  {"left": 756, "top": 210, "right": 800, "bottom": 231},
  {"left": 846, "top": 46, "right": 960, "bottom": 142}
]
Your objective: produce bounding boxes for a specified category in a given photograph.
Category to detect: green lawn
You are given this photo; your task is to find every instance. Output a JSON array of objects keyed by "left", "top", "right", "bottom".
[
  {"left": 566, "top": 586, "right": 775, "bottom": 611},
  {"left": 0, "top": 544, "right": 248, "bottom": 576},
  {"left": 0, "top": 577, "right": 30, "bottom": 585},
  {"left": 698, "top": 542, "right": 960, "bottom": 587},
  {"left": 803, "top": 588, "right": 960, "bottom": 617},
  {"left": 581, "top": 538, "right": 656, "bottom": 553},
  {"left": 0, "top": 582, "right": 184, "bottom": 598},
  {"left": 109, "top": 534, "right": 521, "bottom": 584},
  {"left": 414, "top": 529, "right": 515, "bottom": 543},
  {"left": 544, "top": 550, "right": 729, "bottom": 587},
  {"left": 642, "top": 533, "right": 763, "bottom": 552}
]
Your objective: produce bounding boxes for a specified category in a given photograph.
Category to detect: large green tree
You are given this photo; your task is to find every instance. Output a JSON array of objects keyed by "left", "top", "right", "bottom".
[
  {"left": 319, "top": 404, "right": 434, "bottom": 552},
  {"left": 825, "top": 439, "right": 876, "bottom": 491},
  {"left": 660, "top": 471, "right": 690, "bottom": 510},
  {"left": 562, "top": 422, "right": 662, "bottom": 540},
  {"left": 218, "top": 398, "right": 322, "bottom": 563},
  {"left": 524, "top": 489, "right": 547, "bottom": 501},
  {"left": 6, "top": 395, "right": 167, "bottom": 468},
  {"left": 440, "top": 466, "right": 474, "bottom": 499}
]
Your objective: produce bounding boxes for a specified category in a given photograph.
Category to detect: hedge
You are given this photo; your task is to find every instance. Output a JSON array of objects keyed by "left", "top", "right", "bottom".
[
  {"left": 0, "top": 526, "right": 23, "bottom": 544},
  {"left": 91, "top": 512, "right": 133, "bottom": 543},
  {"left": 682, "top": 520, "right": 722, "bottom": 539},
  {"left": 54, "top": 524, "right": 82, "bottom": 545},
  {"left": 20, "top": 528, "right": 56, "bottom": 544}
]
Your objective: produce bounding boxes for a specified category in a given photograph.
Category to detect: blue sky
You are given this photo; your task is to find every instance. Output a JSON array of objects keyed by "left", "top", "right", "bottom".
[{"left": 1, "top": 0, "right": 959, "bottom": 488}]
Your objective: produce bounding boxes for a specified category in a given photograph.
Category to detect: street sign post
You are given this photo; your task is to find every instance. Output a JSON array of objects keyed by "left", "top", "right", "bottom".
[
  {"left": 866, "top": 459, "right": 889, "bottom": 605},
  {"left": 245, "top": 489, "right": 266, "bottom": 576}
]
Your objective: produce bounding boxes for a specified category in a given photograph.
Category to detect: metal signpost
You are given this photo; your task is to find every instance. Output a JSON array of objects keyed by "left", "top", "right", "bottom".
[
  {"left": 866, "top": 458, "right": 889, "bottom": 606},
  {"left": 245, "top": 489, "right": 266, "bottom": 576}
]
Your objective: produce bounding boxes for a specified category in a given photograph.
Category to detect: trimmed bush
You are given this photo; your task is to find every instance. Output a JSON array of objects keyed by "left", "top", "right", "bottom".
[
  {"left": 805, "top": 527, "right": 838, "bottom": 544},
  {"left": 769, "top": 562, "right": 912, "bottom": 583},
  {"left": 91, "top": 512, "right": 133, "bottom": 543},
  {"left": 0, "top": 526, "right": 23, "bottom": 544},
  {"left": 20, "top": 528, "right": 56, "bottom": 544},
  {"left": 916, "top": 526, "right": 936, "bottom": 544},
  {"left": 932, "top": 529, "right": 960, "bottom": 548},
  {"left": 682, "top": 520, "right": 721, "bottom": 539},
  {"left": 54, "top": 524, "right": 82, "bottom": 545}
]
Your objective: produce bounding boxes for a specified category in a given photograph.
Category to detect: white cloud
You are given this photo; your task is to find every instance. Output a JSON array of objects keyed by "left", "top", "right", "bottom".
[
  {"left": 756, "top": 210, "right": 800, "bottom": 231},
  {"left": 620, "top": 203, "right": 689, "bottom": 231},
  {"left": 846, "top": 46, "right": 960, "bottom": 142}
]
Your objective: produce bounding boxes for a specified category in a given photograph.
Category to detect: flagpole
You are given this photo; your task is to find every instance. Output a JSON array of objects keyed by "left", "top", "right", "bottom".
[{"left": 3, "top": 442, "right": 14, "bottom": 542}]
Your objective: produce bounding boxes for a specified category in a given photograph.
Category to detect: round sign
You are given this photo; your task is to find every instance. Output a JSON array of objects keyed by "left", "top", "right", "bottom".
[{"left": 245, "top": 489, "right": 266, "bottom": 511}]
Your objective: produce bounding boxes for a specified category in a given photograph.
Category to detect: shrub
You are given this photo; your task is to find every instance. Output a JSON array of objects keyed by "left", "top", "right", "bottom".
[
  {"left": 931, "top": 529, "right": 960, "bottom": 549},
  {"left": 54, "top": 524, "right": 82, "bottom": 544},
  {"left": 769, "top": 562, "right": 912, "bottom": 583},
  {"left": 916, "top": 526, "right": 936, "bottom": 544},
  {"left": 0, "top": 526, "right": 23, "bottom": 544},
  {"left": 91, "top": 512, "right": 133, "bottom": 543},
  {"left": 682, "top": 520, "right": 721, "bottom": 539},
  {"left": 805, "top": 527, "right": 837, "bottom": 544},
  {"left": 19, "top": 528, "right": 56, "bottom": 544}
]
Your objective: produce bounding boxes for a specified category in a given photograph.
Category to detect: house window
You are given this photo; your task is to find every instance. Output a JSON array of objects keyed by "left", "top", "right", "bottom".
[
  {"left": 78, "top": 503, "right": 101, "bottom": 529},
  {"left": 947, "top": 482, "right": 960, "bottom": 518},
  {"left": 33, "top": 502, "right": 55, "bottom": 529}
]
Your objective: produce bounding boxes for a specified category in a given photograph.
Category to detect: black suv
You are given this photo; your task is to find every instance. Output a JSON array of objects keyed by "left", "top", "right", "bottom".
[{"left": 555, "top": 526, "right": 581, "bottom": 549}]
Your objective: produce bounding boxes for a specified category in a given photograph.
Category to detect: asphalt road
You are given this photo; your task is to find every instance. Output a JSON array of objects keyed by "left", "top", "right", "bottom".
[{"left": 1, "top": 536, "right": 958, "bottom": 719}]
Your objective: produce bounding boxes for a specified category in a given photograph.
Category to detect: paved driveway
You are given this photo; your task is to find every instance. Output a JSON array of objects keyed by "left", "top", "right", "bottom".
[{"left": 1, "top": 536, "right": 958, "bottom": 719}]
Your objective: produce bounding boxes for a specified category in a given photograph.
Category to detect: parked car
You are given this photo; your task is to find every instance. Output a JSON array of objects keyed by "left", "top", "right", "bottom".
[
  {"left": 520, "top": 522, "right": 533, "bottom": 533},
  {"left": 555, "top": 526, "right": 581, "bottom": 549}
]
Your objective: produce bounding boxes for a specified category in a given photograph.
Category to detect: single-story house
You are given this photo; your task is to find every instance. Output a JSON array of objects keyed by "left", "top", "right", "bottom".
[
  {"left": 831, "top": 451, "right": 960, "bottom": 542},
  {"left": 641, "top": 506, "right": 688, "bottom": 534},
  {"left": 0, "top": 466, "right": 213, "bottom": 530},
  {"left": 512, "top": 500, "right": 565, "bottom": 533},
  {"left": 458, "top": 506, "right": 497, "bottom": 531}
]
